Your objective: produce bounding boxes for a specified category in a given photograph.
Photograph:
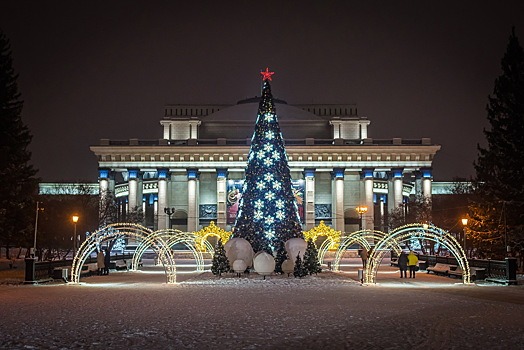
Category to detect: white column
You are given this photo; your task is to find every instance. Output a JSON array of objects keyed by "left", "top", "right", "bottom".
[
  {"left": 362, "top": 169, "right": 374, "bottom": 231},
  {"left": 127, "top": 170, "right": 138, "bottom": 212},
  {"left": 421, "top": 168, "right": 433, "bottom": 202},
  {"left": 332, "top": 168, "right": 345, "bottom": 232},
  {"left": 98, "top": 169, "right": 110, "bottom": 223},
  {"left": 216, "top": 169, "right": 227, "bottom": 229},
  {"left": 387, "top": 168, "right": 404, "bottom": 213},
  {"left": 157, "top": 169, "right": 168, "bottom": 230},
  {"left": 187, "top": 169, "right": 199, "bottom": 232},
  {"left": 304, "top": 169, "right": 316, "bottom": 230}
]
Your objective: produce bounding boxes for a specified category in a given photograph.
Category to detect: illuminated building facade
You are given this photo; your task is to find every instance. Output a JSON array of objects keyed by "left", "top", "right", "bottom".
[{"left": 90, "top": 97, "right": 440, "bottom": 233}]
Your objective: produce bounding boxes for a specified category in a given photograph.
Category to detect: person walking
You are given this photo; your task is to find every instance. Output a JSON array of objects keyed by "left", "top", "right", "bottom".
[
  {"left": 407, "top": 251, "right": 419, "bottom": 278},
  {"left": 398, "top": 251, "right": 408, "bottom": 278},
  {"left": 359, "top": 246, "right": 368, "bottom": 268},
  {"left": 97, "top": 249, "right": 105, "bottom": 276},
  {"left": 103, "top": 248, "right": 111, "bottom": 275}
]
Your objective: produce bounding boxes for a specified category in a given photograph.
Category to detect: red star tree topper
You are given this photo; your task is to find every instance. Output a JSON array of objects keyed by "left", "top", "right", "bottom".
[{"left": 260, "top": 67, "right": 275, "bottom": 81}]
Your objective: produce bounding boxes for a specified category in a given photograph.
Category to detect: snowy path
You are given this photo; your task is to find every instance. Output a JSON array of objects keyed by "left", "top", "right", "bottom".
[{"left": 1, "top": 267, "right": 523, "bottom": 349}]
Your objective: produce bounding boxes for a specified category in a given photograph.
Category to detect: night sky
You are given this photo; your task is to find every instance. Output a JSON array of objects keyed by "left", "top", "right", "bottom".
[{"left": 1, "top": 1, "right": 523, "bottom": 182}]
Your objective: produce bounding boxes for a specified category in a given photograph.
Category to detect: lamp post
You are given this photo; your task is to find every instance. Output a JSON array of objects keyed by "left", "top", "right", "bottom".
[
  {"left": 356, "top": 206, "right": 368, "bottom": 231},
  {"left": 32, "top": 202, "right": 44, "bottom": 259},
  {"left": 164, "top": 207, "right": 175, "bottom": 229},
  {"left": 72, "top": 215, "right": 79, "bottom": 258},
  {"left": 461, "top": 218, "right": 468, "bottom": 256}
]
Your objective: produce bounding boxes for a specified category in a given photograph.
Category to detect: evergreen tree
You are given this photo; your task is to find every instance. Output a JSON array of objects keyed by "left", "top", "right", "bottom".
[
  {"left": 293, "top": 252, "right": 306, "bottom": 278},
  {"left": 0, "top": 30, "right": 38, "bottom": 256},
  {"left": 303, "top": 239, "right": 322, "bottom": 275},
  {"left": 211, "top": 239, "right": 230, "bottom": 276},
  {"left": 470, "top": 28, "right": 524, "bottom": 258},
  {"left": 233, "top": 68, "right": 303, "bottom": 253},
  {"left": 274, "top": 240, "right": 288, "bottom": 274}
]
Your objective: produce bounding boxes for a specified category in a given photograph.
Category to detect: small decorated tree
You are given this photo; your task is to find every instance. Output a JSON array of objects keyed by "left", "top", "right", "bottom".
[
  {"left": 303, "top": 239, "right": 322, "bottom": 275},
  {"left": 274, "top": 240, "right": 288, "bottom": 274},
  {"left": 211, "top": 239, "right": 230, "bottom": 276},
  {"left": 293, "top": 252, "right": 307, "bottom": 278}
]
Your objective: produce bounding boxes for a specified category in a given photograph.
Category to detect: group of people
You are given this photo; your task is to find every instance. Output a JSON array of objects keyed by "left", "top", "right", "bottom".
[
  {"left": 96, "top": 248, "right": 111, "bottom": 275},
  {"left": 359, "top": 247, "right": 419, "bottom": 279},
  {"left": 397, "top": 250, "right": 419, "bottom": 278}
]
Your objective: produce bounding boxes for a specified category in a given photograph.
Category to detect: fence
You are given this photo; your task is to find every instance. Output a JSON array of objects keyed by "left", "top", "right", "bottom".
[
  {"left": 25, "top": 254, "right": 133, "bottom": 282},
  {"left": 419, "top": 255, "right": 517, "bottom": 285}
]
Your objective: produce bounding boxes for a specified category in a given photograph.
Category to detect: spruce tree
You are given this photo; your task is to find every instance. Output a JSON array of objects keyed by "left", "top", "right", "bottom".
[
  {"left": 274, "top": 240, "right": 288, "bottom": 274},
  {"left": 293, "top": 252, "right": 306, "bottom": 278},
  {"left": 233, "top": 68, "right": 303, "bottom": 253},
  {"left": 303, "top": 239, "right": 322, "bottom": 275},
  {"left": 0, "top": 30, "right": 38, "bottom": 255},
  {"left": 211, "top": 239, "right": 230, "bottom": 276},
  {"left": 471, "top": 28, "right": 524, "bottom": 257}
]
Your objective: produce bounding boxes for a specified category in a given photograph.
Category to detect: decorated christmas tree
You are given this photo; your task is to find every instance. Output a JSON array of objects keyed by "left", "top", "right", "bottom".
[
  {"left": 303, "top": 239, "right": 322, "bottom": 275},
  {"left": 211, "top": 239, "right": 230, "bottom": 276},
  {"left": 233, "top": 68, "right": 303, "bottom": 253}
]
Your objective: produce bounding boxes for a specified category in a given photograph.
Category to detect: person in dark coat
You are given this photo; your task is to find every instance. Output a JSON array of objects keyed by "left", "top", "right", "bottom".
[
  {"left": 97, "top": 250, "right": 105, "bottom": 275},
  {"left": 398, "top": 251, "right": 408, "bottom": 278},
  {"left": 103, "top": 248, "right": 111, "bottom": 275},
  {"left": 359, "top": 246, "right": 368, "bottom": 268}
]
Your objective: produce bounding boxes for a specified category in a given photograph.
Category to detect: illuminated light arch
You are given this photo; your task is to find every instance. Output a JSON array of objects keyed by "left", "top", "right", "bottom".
[
  {"left": 193, "top": 221, "right": 232, "bottom": 252},
  {"left": 365, "top": 223, "right": 470, "bottom": 284},
  {"left": 332, "top": 229, "right": 397, "bottom": 272},
  {"left": 131, "top": 230, "right": 206, "bottom": 272},
  {"left": 71, "top": 223, "right": 177, "bottom": 284},
  {"left": 303, "top": 220, "right": 342, "bottom": 265}
]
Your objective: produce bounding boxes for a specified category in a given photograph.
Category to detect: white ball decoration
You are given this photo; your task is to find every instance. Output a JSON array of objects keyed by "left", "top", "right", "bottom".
[
  {"left": 281, "top": 259, "right": 294, "bottom": 275},
  {"left": 224, "top": 238, "right": 254, "bottom": 268},
  {"left": 253, "top": 252, "right": 275, "bottom": 277},
  {"left": 285, "top": 238, "right": 307, "bottom": 261},
  {"left": 232, "top": 259, "right": 247, "bottom": 273}
]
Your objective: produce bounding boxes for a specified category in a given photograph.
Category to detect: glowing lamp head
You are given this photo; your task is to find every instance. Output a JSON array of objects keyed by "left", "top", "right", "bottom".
[
  {"left": 355, "top": 206, "right": 368, "bottom": 215},
  {"left": 72, "top": 215, "right": 79, "bottom": 223},
  {"left": 461, "top": 218, "right": 468, "bottom": 226}
]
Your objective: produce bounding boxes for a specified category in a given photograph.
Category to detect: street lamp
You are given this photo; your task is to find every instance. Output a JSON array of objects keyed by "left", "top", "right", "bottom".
[
  {"left": 164, "top": 207, "right": 175, "bottom": 229},
  {"left": 461, "top": 218, "right": 468, "bottom": 256},
  {"left": 356, "top": 206, "right": 368, "bottom": 231},
  {"left": 72, "top": 215, "right": 79, "bottom": 258},
  {"left": 32, "top": 202, "right": 44, "bottom": 259}
]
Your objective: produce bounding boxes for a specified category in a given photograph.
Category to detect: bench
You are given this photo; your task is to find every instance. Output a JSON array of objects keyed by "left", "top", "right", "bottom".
[
  {"left": 447, "top": 266, "right": 486, "bottom": 280},
  {"left": 426, "top": 263, "right": 453, "bottom": 275},
  {"left": 390, "top": 259, "right": 398, "bottom": 267},
  {"left": 115, "top": 260, "right": 129, "bottom": 271}
]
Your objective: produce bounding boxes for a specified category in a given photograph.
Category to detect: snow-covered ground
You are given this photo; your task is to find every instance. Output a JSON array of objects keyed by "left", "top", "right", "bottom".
[{"left": 1, "top": 262, "right": 523, "bottom": 349}]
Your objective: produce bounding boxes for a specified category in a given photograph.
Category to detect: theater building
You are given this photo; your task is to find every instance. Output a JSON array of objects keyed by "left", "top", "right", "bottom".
[{"left": 90, "top": 97, "right": 440, "bottom": 234}]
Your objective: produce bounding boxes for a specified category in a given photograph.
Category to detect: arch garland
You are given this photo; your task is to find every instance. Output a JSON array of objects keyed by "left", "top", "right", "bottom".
[
  {"left": 132, "top": 230, "right": 206, "bottom": 272},
  {"left": 365, "top": 223, "right": 470, "bottom": 284},
  {"left": 303, "top": 220, "right": 342, "bottom": 265},
  {"left": 71, "top": 223, "right": 177, "bottom": 284},
  {"left": 193, "top": 221, "right": 232, "bottom": 252},
  {"left": 332, "top": 229, "right": 400, "bottom": 272}
]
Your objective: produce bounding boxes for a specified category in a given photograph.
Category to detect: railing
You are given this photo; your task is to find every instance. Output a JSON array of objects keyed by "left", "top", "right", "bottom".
[
  {"left": 100, "top": 138, "right": 434, "bottom": 147},
  {"left": 33, "top": 254, "right": 133, "bottom": 280},
  {"left": 419, "top": 255, "right": 517, "bottom": 284}
]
